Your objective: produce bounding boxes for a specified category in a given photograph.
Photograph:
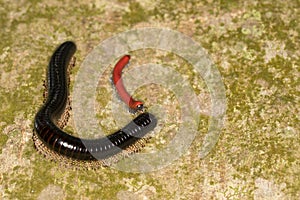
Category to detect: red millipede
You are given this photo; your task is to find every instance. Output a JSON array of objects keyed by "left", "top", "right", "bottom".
[{"left": 112, "top": 55, "right": 144, "bottom": 112}]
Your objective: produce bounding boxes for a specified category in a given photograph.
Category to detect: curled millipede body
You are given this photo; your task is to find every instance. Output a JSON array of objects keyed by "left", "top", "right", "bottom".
[
  {"left": 112, "top": 55, "right": 144, "bottom": 112},
  {"left": 33, "top": 41, "right": 157, "bottom": 163}
]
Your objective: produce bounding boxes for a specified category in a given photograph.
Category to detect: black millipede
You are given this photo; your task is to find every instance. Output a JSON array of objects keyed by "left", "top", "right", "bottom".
[{"left": 33, "top": 41, "right": 157, "bottom": 163}]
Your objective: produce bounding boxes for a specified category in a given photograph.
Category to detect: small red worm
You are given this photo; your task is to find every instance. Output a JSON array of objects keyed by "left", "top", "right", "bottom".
[{"left": 112, "top": 55, "right": 144, "bottom": 112}]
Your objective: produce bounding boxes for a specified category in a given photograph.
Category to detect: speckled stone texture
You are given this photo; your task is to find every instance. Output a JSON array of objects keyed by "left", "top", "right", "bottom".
[{"left": 0, "top": 0, "right": 299, "bottom": 199}]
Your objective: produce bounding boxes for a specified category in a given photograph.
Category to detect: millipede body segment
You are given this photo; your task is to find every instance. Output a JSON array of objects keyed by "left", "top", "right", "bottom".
[{"left": 33, "top": 41, "right": 157, "bottom": 162}]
